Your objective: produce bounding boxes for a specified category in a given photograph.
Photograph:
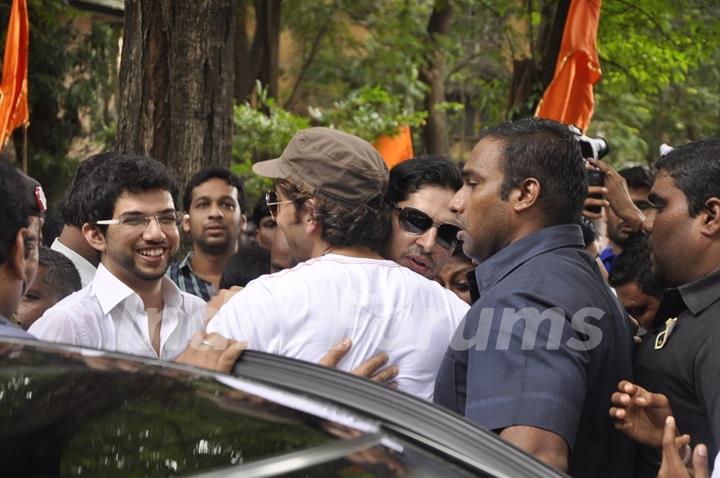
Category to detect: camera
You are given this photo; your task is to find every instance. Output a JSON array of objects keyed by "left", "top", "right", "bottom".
[
  {"left": 568, "top": 125, "right": 610, "bottom": 214},
  {"left": 586, "top": 169, "right": 606, "bottom": 214},
  {"left": 568, "top": 125, "right": 609, "bottom": 160}
]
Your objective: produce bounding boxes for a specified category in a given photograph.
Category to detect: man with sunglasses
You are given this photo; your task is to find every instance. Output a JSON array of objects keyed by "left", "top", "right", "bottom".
[
  {"left": 384, "top": 156, "right": 463, "bottom": 280},
  {"left": 29, "top": 154, "right": 240, "bottom": 363},
  {"left": 433, "top": 118, "right": 635, "bottom": 477},
  {"left": 207, "top": 128, "right": 469, "bottom": 399}
]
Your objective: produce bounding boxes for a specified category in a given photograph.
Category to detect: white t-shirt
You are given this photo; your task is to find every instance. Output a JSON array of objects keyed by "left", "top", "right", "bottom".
[
  {"left": 51, "top": 237, "right": 97, "bottom": 287},
  {"left": 29, "top": 264, "right": 206, "bottom": 360},
  {"left": 207, "top": 254, "right": 470, "bottom": 399}
]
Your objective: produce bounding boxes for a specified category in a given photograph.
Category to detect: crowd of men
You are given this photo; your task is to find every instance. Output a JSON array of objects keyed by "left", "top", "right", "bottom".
[{"left": 1, "top": 117, "right": 719, "bottom": 478}]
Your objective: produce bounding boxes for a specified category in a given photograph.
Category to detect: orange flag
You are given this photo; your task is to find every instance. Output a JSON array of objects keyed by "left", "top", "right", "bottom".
[
  {"left": 374, "top": 125, "right": 414, "bottom": 168},
  {"left": 535, "top": 0, "right": 602, "bottom": 132},
  {"left": 0, "top": 0, "right": 29, "bottom": 149}
]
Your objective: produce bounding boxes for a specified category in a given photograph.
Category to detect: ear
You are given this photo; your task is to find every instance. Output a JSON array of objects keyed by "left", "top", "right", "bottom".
[
  {"left": 82, "top": 223, "right": 107, "bottom": 253},
  {"left": 303, "top": 199, "right": 319, "bottom": 234},
  {"left": 182, "top": 213, "right": 191, "bottom": 233},
  {"left": 700, "top": 197, "right": 720, "bottom": 237},
  {"left": 239, "top": 213, "right": 248, "bottom": 232},
  {"left": 511, "top": 178, "right": 541, "bottom": 213},
  {"left": 8, "top": 227, "right": 30, "bottom": 281}
]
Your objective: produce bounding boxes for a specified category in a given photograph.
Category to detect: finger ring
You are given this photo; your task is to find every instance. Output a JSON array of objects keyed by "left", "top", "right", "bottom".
[
  {"left": 201, "top": 340, "right": 212, "bottom": 347},
  {"left": 681, "top": 443, "right": 692, "bottom": 465}
]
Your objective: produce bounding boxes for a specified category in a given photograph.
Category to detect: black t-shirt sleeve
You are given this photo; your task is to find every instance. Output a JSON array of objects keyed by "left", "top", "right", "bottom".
[{"left": 694, "top": 326, "right": 720, "bottom": 446}]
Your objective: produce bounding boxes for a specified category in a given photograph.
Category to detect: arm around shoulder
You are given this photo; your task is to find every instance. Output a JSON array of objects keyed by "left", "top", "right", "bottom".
[{"left": 205, "top": 282, "right": 276, "bottom": 349}]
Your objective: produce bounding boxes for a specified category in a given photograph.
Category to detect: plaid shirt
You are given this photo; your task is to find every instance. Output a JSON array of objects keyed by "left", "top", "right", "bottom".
[{"left": 167, "top": 252, "right": 216, "bottom": 302}]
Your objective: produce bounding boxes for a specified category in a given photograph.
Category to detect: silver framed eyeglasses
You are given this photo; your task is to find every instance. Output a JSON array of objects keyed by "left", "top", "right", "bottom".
[
  {"left": 95, "top": 211, "right": 184, "bottom": 229},
  {"left": 265, "top": 191, "right": 293, "bottom": 219}
]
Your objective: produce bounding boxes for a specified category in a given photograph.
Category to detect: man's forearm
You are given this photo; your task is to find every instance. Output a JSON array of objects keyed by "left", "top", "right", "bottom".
[{"left": 499, "top": 425, "right": 569, "bottom": 473}]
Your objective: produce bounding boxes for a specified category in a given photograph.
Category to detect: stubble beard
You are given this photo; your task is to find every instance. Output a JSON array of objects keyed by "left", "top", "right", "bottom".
[{"left": 196, "top": 236, "right": 234, "bottom": 256}]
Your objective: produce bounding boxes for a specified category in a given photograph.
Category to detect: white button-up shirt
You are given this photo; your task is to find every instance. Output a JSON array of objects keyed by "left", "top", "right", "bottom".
[{"left": 29, "top": 264, "right": 206, "bottom": 360}]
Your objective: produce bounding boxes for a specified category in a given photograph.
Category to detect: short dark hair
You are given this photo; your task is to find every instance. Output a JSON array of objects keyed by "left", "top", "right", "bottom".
[
  {"left": 480, "top": 117, "right": 587, "bottom": 226},
  {"left": 61, "top": 153, "right": 114, "bottom": 227},
  {"left": 42, "top": 208, "right": 64, "bottom": 247},
  {"left": 608, "top": 237, "right": 663, "bottom": 298},
  {"left": 83, "top": 154, "right": 179, "bottom": 229},
  {"left": 654, "top": 139, "right": 720, "bottom": 217},
  {"left": 579, "top": 216, "right": 598, "bottom": 247},
  {"left": 385, "top": 155, "right": 463, "bottom": 204},
  {"left": 619, "top": 166, "right": 653, "bottom": 190},
  {"left": 252, "top": 195, "right": 271, "bottom": 226},
  {"left": 219, "top": 246, "right": 271, "bottom": 289},
  {"left": 0, "top": 160, "right": 32, "bottom": 264},
  {"left": 276, "top": 179, "right": 390, "bottom": 252},
  {"left": 38, "top": 247, "right": 82, "bottom": 298},
  {"left": 182, "top": 167, "right": 247, "bottom": 213}
]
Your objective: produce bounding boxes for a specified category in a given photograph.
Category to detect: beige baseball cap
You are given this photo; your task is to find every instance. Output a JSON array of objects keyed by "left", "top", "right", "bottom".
[{"left": 252, "top": 127, "right": 389, "bottom": 205}]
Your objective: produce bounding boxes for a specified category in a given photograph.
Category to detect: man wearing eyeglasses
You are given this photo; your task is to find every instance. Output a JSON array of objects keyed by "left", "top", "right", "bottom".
[
  {"left": 207, "top": 128, "right": 469, "bottom": 399},
  {"left": 29, "top": 154, "right": 231, "bottom": 361},
  {"left": 383, "top": 156, "right": 463, "bottom": 280},
  {"left": 433, "top": 118, "right": 635, "bottom": 477}
]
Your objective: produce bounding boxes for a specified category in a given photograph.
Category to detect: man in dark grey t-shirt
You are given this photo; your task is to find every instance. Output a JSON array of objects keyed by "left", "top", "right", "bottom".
[{"left": 434, "top": 118, "right": 635, "bottom": 477}]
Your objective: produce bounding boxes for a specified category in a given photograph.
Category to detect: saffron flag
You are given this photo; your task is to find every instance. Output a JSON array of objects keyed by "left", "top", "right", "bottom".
[
  {"left": 374, "top": 125, "right": 414, "bottom": 169},
  {"left": 0, "top": 0, "right": 29, "bottom": 149},
  {"left": 535, "top": 0, "right": 602, "bottom": 132}
]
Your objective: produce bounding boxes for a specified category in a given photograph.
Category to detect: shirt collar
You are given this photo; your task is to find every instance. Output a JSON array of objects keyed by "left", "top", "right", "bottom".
[
  {"left": 92, "top": 263, "right": 186, "bottom": 315},
  {"left": 51, "top": 238, "right": 97, "bottom": 273},
  {"left": 473, "top": 224, "right": 585, "bottom": 296},
  {"left": 160, "top": 273, "right": 185, "bottom": 310},
  {"left": 177, "top": 251, "right": 194, "bottom": 272},
  {"left": 677, "top": 266, "right": 720, "bottom": 315},
  {"left": 92, "top": 264, "right": 136, "bottom": 315},
  {"left": 599, "top": 246, "right": 615, "bottom": 261}
]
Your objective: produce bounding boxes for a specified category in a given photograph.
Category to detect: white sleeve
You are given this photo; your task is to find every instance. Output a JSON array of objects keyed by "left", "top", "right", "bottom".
[
  {"left": 444, "top": 288, "right": 470, "bottom": 327},
  {"left": 28, "top": 306, "right": 81, "bottom": 346},
  {"left": 206, "top": 281, "right": 281, "bottom": 353}
]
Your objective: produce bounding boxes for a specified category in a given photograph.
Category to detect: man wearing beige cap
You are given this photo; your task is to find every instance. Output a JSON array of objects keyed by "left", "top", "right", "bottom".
[{"left": 207, "top": 127, "right": 468, "bottom": 399}]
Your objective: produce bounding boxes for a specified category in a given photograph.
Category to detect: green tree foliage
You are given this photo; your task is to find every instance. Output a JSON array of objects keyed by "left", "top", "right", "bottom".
[
  {"left": 281, "top": 0, "right": 431, "bottom": 112},
  {"left": 0, "top": 0, "right": 119, "bottom": 201},
  {"left": 233, "top": 82, "right": 426, "bottom": 203},
  {"left": 591, "top": 0, "right": 720, "bottom": 164}
]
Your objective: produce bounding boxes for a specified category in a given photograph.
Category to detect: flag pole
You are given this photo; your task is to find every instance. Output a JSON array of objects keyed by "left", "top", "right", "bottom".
[{"left": 22, "top": 123, "right": 27, "bottom": 173}]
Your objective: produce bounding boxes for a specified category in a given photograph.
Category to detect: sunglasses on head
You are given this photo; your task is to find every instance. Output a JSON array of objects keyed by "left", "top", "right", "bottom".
[{"left": 392, "top": 204, "right": 459, "bottom": 250}]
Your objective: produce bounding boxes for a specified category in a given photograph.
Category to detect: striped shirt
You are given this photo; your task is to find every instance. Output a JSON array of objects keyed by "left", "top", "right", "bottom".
[{"left": 167, "top": 252, "right": 216, "bottom": 302}]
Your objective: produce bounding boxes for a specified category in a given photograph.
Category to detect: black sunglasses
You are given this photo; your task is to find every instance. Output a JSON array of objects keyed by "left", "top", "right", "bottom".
[{"left": 392, "top": 204, "right": 459, "bottom": 250}]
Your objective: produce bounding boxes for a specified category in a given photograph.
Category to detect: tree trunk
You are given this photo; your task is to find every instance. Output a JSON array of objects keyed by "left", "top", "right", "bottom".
[
  {"left": 257, "top": 0, "right": 281, "bottom": 99},
  {"left": 419, "top": 0, "right": 452, "bottom": 156},
  {"left": 116, "top": 0, "right": 236, "bottom": 189},
  {"left": 506, "top": 0, "right": 570, "bottom": 120},
  {"left": 234, "top": 0, "right": 282, "bottom": 103},
  {"left": 234, "top": 0, "right": 250, "bottom": 102}
]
